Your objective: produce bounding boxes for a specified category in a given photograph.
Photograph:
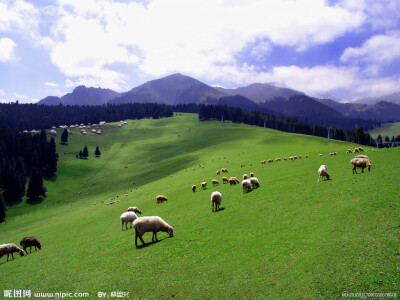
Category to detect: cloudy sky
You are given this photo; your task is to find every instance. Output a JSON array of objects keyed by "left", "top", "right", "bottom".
[{"left": 1, "top": 0, "right": 400, "bottom": 103}]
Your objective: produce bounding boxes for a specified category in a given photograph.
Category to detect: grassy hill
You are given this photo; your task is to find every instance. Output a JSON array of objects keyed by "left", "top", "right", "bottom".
[
  {"left": 0, "top": 114, "right": 398, "bottom": 298},
  {"left": 368, "top": 122, "right": 400, "bottom": 139}
]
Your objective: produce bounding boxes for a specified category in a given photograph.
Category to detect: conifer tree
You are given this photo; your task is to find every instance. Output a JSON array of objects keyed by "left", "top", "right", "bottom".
[
  {"left": 45, "top": 137, "right": 58, "bottom": 178},
  {"left": 79, "top": 150, "right": 83, "bottom": 159},
  {"left": 26, "top": 168, "right": 46, "bottom": 200},
  {"left": 95, "top": 146, "right": 101, "bottom": 157},
  {"left": 83, "top": 146, "right": 89, "bottom": 159},
  {"left": 61, "top": 129, "right": 68, "bottom": 144}
]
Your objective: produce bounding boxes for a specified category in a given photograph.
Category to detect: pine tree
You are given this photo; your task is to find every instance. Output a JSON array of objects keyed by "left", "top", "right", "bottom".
[
  {"left": 61, "top": 129, "right": 68, "bottom": 144},
  {"left": 79, "top": 150, "right": 83, "bottom": 159},
  {"left": 45, "top": 137, "right": 58, "bottom": 178},
  {"left": 95, "top": 146, "right": 101, "bottom": 157},
  {"left": 83, "top": 146, "right": 89, "bottom": 159},
  {"left": 26, "top": 168, "right": 46, "bottom": 200},
  {"left": 0, "top": 193, "right": 6, "bottom": 223}
]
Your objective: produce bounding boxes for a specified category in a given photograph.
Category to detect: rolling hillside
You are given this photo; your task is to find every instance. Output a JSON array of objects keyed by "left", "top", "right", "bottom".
[
  {"left": 368, "top": 122, "right": 400, "bottom": 139},
  {"left": 1, "top": 114, "right": 398, "bottom": 298}
]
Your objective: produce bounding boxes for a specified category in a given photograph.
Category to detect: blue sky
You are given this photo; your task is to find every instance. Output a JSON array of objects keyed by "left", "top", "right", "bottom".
[{"left": 1, "top": 0, "right": 400, "bottom": 103}]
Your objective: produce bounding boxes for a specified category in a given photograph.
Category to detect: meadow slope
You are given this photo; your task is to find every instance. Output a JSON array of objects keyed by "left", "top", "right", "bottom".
[{"left": 0, "top": 113, "right": 399, "bottom": 299}]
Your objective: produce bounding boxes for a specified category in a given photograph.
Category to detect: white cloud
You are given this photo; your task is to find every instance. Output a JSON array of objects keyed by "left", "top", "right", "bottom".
[
  {"left": 341, "top": 31, "right": 400, "bottom": 64},
  {"left": 45, "top": 82, "right": 58, "bottom": 87},
  {"left": 0, "top": 38, "right": 16, "bottom": 62},
  {"left": 0, "top": 1, "right": 39, "bottom": 38},
  {"left": 0, "top": 89, "right": 5, "bottom": 96},
  {"left": 250, "top": 41, "right": 272, "bottom": 61}
]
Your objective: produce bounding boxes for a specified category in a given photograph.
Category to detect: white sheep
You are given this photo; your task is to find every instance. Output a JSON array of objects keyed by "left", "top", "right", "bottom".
[
  {"left": 133, "top": 216, "right": 174, "bottom": 247},
  {"left": 212, "top": 179, "right": 219, "bottom": 186},
  {"left": 250, "top": 172, "right": 255, "bottom": 177},
  {"left": 211, "top": 191, "right": 222, "bottom": 212},
  {"left": 127, "top": 207, "right": 142, "bottom": 214},
  {"left": 350, "top": 158, "right": 371, "bottom": 174},
  {"left": 250, "top": 177, "right": 260, "bottom": 188},
  {"left": 201, "top": 182, "right": 207, "bottom": 189},
  {"left": 242, "top": 179, "right": 252, "bottom": 193},
  {"left": 0, "top": 243, "right": 24, "bottom": 262},
  {"left": 120, "top": 211, "right": 138, "bottom": 230},
  {"left": 243, "top": 174, "right": 248, "bottom": 180},
  {"left": 318, "top": 165, "right": 330, "bottom": 182},
  {"left": 222, "top": 177, "right": 228, "bottom": 184},
  {"left": 192, "top": 185, "right": 196, "bottom": 192}
]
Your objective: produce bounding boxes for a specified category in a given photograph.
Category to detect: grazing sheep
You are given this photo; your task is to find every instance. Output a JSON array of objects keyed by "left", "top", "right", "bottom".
[
  {"left": 127, "top": 207, "right": 142, "bottom": 214},
  {"left": 211, "top": 191, "right": 223, "bottom": 212},
  {"left": 261, "top": 160, "right": 266, "bottom": 164},
  {"left": 242, "top": 179, "right": 252, "bottom": 193},
  {"left": 305, "top": 155, "right": 308, "bottom": 158},
  {"left": 216, "top": 170, "right": 220, "bottom": 175},
  {"left": 243, "top": 174, "right": 248, "bottom": 180},
  {"left": 267, "top": 159, "right": 273, "bottom": 163},
  {"left": 299, "top": 155, "right": 302, "bottom": 159},
  {"left": 156, "top": 195, "right": 168, "bottom": 204},
  {"left": 354, "top": 148, "right": 359, "bottom": 153},
  {"left": 0, "top": 243, "right": 24, "bottom": 262},
  {"left": 289, "top": 156, "right": 294, "bottom": 161},
  {"left": 294, "top": 156, "right": 298, "bottom": 160},
  {"left": 222, "top": 177, "right": 228, "bottom": 184},
  {"left": 249, "top": 163, "right": 253, "bottom": 166},
  {"left": 212, "top": 179, "right": 220, "bottom": 186},
  {"left": 284, "top": 157, "right": 287, "bottom": 161},
  {"left": 319, "top": 154, "right": 322, "bottom": 157},
  {"left": 275, "top": 158, "right": 281, "bottom": 162},
  {"left": 228, "top": 177, "right": 240, "bottom": 185},
  {"left": 250, "top": 177, "right": 260, "bottom": 188},
  {"left": 192, "top": 185, "right": 196, "bottom": 192},
  {"left": 250, "top": 172, "right": 255, "bottom": 177},
  {"left": 201, "top": 182, "right": 207, "bottom": 189},
  {"left": 347, "top": 149, "right": 352, "bottom": 154},
  {"left": 350, "top": 158, "right": 371, "bottom": 174},
  {"left": 120, "top": 211, "right": 139, "bottom": 230},
  {"left": 133, "top": 216, "right": 174, "bottom": 247},
  {"left": 20, "top": 237, "right": 41, "bottom": 254},
  {"left": 221, "top": 168, "right": 228, "bottom": 173},
  {"left": 358, "top": 147, "right": 364, "bottom": 152},
  {"left": 318, "top": 165, "right": 330, "bottom": 182},
  {"left": 355, "top": 155, "right": 370, "bottom": 160}
]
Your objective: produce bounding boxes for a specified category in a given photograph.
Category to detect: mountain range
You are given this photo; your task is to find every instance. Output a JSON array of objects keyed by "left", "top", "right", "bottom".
[{"left": 38, "top": 73, "right": 400, "bottom": 126}]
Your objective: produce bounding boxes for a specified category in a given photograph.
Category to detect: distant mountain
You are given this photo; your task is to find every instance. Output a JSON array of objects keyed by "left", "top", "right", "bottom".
[
  {"left": 38, "top": 86, "right": 120, "bottom": 106},
  {"left": 215, "top": 83, "right": 304, "bottom": 101},
  {"left": 260, "top": 95, "right": 347, "bottom": 126},
  {"left": 205, "top": 95, "right": 271, "bottom": 113},
  {"left": 353, "top": 92, "right": 400, "bottom": 105},
  {"left": 315, "top": 98, "right": 400, "bottom": 122},
  {"left": 109, "top": 73, "right": 226, "bottom": 105}
]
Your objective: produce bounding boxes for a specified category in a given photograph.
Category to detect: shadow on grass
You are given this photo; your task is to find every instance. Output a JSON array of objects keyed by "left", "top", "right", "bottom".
[
  {"left": 26, "top": 197, "right": 45, "bottom": 205},
  {"left": 136, "top": 237, "right": 172, "bottom": 249},
  {"left": 214, "top": 207, "right": 225, "bottom": 213}
]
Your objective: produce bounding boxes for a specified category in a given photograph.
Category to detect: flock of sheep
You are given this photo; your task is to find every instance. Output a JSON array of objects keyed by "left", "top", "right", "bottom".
[{"left": 0, "top": 237, "right": 41, "bottom": 263}]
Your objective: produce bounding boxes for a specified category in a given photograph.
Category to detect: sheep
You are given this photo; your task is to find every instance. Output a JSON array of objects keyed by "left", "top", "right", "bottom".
[
  {"left": 221, "top": 168, "right": 228, "bottom": 173},
  {"left": 294, "top": 156, "right": 298, "bottom": 160},
  {"left": 133, "top": 216, "right": 173, "bottom": 247},
  {"left": 350, "top": 158, "right": 371, "bottom": 174},
  {"left": 249, "top": 163, "right": 252, "bottom": 166},
  {"left": 20, "top": 237, "right": 41, "bottom": 254},
  {"left": 222, "top": 177, "right": 228, "bottom": 184},
  {"left": 212, "top": 179, "right": 220, "bottom": 186},
  {"left": 305, "top": 155, "right": 308, "bottom": 158},
  {"left": 201, "top": 182, "right": 207, "bottom": 189},
  {"left": 299, "top": 155, "right": 302, "bottom": 159},
  {"left": 261, "top": 160, "right": 266, "bottom": 164},
  {"left": 250, "top": 172, "right": 255, "bottom": 177},
  {"left": 243, "top": 174, "right": 248, "bottom": 180},
  {"left": 355, "top": 155, "right": 370, "bottom": 160},
  {"left": 0, "top": 243, "right": 24, "bottom": 262},
  {"left": 275, "top": 158, "right": 281, "bottom": 162},
  {"left": 250, "top": 177, "right": 260, "bottom": 188},
  {"left": 127, "top": 207, "right": 142, "bottom": 214},
  {"left": 242, "top": 179, "right": 252, "bottom": 193},
  {"left": 358, "top": 147, "right": 364, "bottom": 152},
  {"left": 347, "top": 149, "right": 352, "bottom": 154},
  {"left": 318, "top": 165, "right": 330, "bottom": 182},
  {"left": 267, "top": 159, "right": 273, "bottom": 163},
  {"left": 216, "top": 170, "right": 220, "bottom": 175},
  {"left": 156, "top": 195, "right": 168, "bottom": 204},
  {"left": 354, "top": 148, "right": 359, "bottom": 153},
  {"left": 284, "top": 157, "right": 287, "bottom": 161},
  {"left": 192, "top": 185, "right": 196, "bottom": 192},
  {"left": 289, "top": 156, "right": 294, "bottom": 161},
  {"left": 211, "top": 191, "right": 222, "bottom": 212},
  {"left": 120, "top": 211, "right": 139, "bottom": 230},
  {"left": 319, "top": 154, "right": 322, "bottom": 157},
  {"left": 228, "top": 177, "right": 240, "bottom": 185}
]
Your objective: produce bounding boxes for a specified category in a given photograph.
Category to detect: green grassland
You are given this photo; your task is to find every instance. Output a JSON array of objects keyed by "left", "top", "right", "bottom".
[
  {"left": 369, "top": 122, "right": 400, "bottom": 139},
  {"left": 1, "top": 113, "right": 399, "bottom": 299}
]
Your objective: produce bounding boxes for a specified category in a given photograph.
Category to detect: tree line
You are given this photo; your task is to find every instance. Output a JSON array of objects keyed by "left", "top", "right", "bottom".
[{"left": 0, "top": 102, "right": 174, "bottom": 130}]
